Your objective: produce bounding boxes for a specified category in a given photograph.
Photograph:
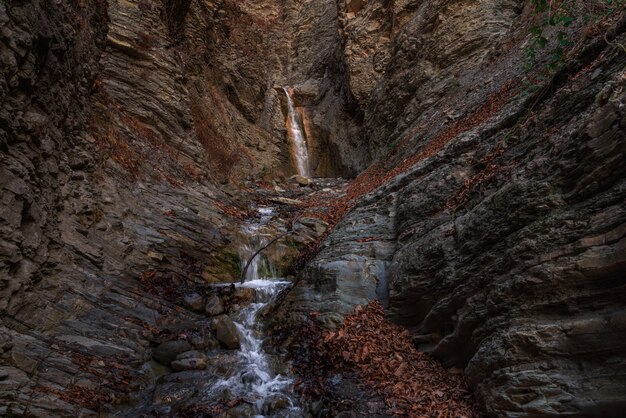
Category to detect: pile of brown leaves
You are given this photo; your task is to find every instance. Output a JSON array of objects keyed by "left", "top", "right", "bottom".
[{"left": 293, "top": 302, "right": 479, "bottom": 418}]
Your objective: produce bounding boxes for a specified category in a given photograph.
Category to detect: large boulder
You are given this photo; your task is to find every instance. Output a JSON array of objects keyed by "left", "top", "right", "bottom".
[
  {"left": 211, "top": 315, "right": 241, "bottom": 349},
  {"left": 153, "top": 340, "right": 192, "bottom": 366}
]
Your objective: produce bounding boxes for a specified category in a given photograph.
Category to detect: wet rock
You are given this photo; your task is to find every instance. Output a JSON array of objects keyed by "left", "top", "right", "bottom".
[
  {"left": 211, "top": 315, "right": 241, "bottom": 349},
  {"left": 170, "top": 357, "right": 207, "bottom": 372},
  {"left": 183, "top": 293, "right": 205, "bottom": 313},
  {"left": 190, "top": 332, "right": 220, "bottom": 350},
  {"left": 231, "top": 287, "right": 254, "bottom": 305},
  {"left": 153, "top": 340, "right": 192, "bottom": 366},
  {"left": 152, "top": 383, "right": 198, "bottom": 406},
  {"left": 218, "top": 403, "right": 255, "bottom": 418},
  {"left": 263, "top": 394, "right": 291, "bottom": 414},
  {"left": 241, "top": 370, "right": 263, "bottom": 386},
  {"left": 205, "top": 294, "right": 225, "bottom": 316},
  {"left": 206, "top": 352, "right": 240, "bottom": 375},
  {"left": 176, "top": 350, "right": 207, "bottom": 361}
]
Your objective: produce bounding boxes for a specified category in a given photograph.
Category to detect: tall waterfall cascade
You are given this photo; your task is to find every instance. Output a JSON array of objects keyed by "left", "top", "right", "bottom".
[{"left": 283, "top": 87, "right": 310, "bottom": 177}]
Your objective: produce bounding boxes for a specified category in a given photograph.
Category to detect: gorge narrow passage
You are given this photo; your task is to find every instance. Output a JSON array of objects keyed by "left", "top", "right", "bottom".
[{"left": 2, "top": 1, "right": 625, "bottom": 417}]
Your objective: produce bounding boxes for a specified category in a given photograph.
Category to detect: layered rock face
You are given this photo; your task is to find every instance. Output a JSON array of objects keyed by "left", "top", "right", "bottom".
[
  {"left": 1, "top": 0, "right": 625, "bottom": 417},
  {"left": 0, "top": 2, "right": 241, "bottom": 415},
  {"left": 275, "top": 2, "right": 626, "bottom": 417},
  {"left": 0, "top": 1, "right": 358, "bottom": 414}
]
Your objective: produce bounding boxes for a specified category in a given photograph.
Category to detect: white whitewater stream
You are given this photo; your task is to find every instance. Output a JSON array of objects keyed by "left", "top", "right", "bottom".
[
  {"left": 283, "top": 87, "right": 310, "bottom": 177},
  {"left": 209, "top": 279, "right": 299, "bottom": 416},
  {"left": 207, "top": 206, "right": 300, "bottom": 416}
]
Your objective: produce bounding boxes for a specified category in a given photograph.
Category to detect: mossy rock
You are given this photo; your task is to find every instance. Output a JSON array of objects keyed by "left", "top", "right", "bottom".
[{"left": 203, "top": 250, "right": 242, "bottom": 283}]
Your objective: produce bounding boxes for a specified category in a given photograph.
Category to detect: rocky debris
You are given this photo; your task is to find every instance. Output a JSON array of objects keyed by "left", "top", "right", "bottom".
[
  {"left": 211, "top": 315, "right": 241, "bottom": 349},
  {"left": 153, "top": 341, "right": 192, "bottom": 366},
  {"left": 205, "top": 294, "right": 225, "bottom": 316},
  {"left": 183, "top": 293, "right": 205, "bottom": 312}
]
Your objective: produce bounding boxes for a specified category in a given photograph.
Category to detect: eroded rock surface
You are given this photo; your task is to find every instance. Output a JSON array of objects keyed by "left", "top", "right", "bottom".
[
  {"left": 275, "top": 11, "right": 626, "bottom": 418},
  {"left": 1, "top": 0, "right": 625, "bottom": 416}
]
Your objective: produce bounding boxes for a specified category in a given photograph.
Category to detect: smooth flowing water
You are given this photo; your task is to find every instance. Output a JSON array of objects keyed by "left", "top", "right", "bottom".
[
  {"left": 283, "top": 87, "right": 310, "bottom": 177},
  {"left": 207, "top": 207, "right": 300, "bottom": 416},
  {"left": 208, "top": 279, "right": 299, "bottom": 416}
]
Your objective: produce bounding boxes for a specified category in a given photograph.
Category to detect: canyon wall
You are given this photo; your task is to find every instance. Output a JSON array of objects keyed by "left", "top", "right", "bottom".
[
  {"left": 276, "top": 2, "right": 626, "bottom": 417},
  {"left": 1, "top": 0, "right": 625, "bottom": 416}
]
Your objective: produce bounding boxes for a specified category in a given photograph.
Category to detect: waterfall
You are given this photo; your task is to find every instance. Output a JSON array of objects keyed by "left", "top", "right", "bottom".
[
  {"left": 283, "top": 87, "right": 310, "bottom": 177},
  {"left": 203, "top": 206, "right": 300, "bottom": 416},
  {"left": 240, "top": 207, "right": 278, "bottom": 282},
  {"left": 205, "top": 278, "right": 298, "bottom": 416}
]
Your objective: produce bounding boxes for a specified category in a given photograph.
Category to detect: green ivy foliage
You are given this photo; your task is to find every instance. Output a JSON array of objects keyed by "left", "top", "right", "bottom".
[{"left": 524, "top": 0, "right": 625, "bottom": 73}]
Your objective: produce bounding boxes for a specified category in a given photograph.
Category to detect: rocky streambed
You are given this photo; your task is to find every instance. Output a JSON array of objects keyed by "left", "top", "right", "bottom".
[
  {"left": 108, "top": 178, "right": 353, "bottom": 417},
  {"left": 124, "top": 279, "right": 300, "bottom": 417}
]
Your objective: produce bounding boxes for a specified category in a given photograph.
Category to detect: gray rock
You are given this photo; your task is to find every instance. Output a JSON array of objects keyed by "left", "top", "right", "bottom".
[
  {"left": 190, "top": 332, "right": 220, "bottom": 350},
  {"left": 176, "top": 350, "right": 207, "bottom": 361},
  {"left": 153, "top": 340, "right": 192, "bottom": 366},
  {"left": 294, "top": 217, "right": 329, "bottom": 239},
  {"left": 263, "top": 393, "right": 291, "bottom": 414},
  {"left": 211, "top": 315, "right": 241, "bottom": 349},
  {"left": 241, "top": 371, "right": 262, "bottom": 386},
  {"left": 205, "top": 294, "right": 225, "bottom": 316},
  {"left": 218, "top": 403, "right": 255, "bottom": 418},
  {"left": 183, "top": 293, "right": 205, "bottom": 312}
]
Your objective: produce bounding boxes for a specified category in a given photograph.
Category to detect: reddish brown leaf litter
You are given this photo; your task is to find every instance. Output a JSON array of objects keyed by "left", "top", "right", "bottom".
[
  {"left": 445, "top": 141, "right": 515, "bottom": 209},
  {"left": 292, "top": 302, "right": 479, "bottom": 417},
  {"left": 36, "top": 352, "right": 135, "bottom": 411},
  {"left": 36, "top": 384, "right": 111, "bottom": 410},
  {"left": 214, "top": 199, "right": 251, "bottom": 220}
]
